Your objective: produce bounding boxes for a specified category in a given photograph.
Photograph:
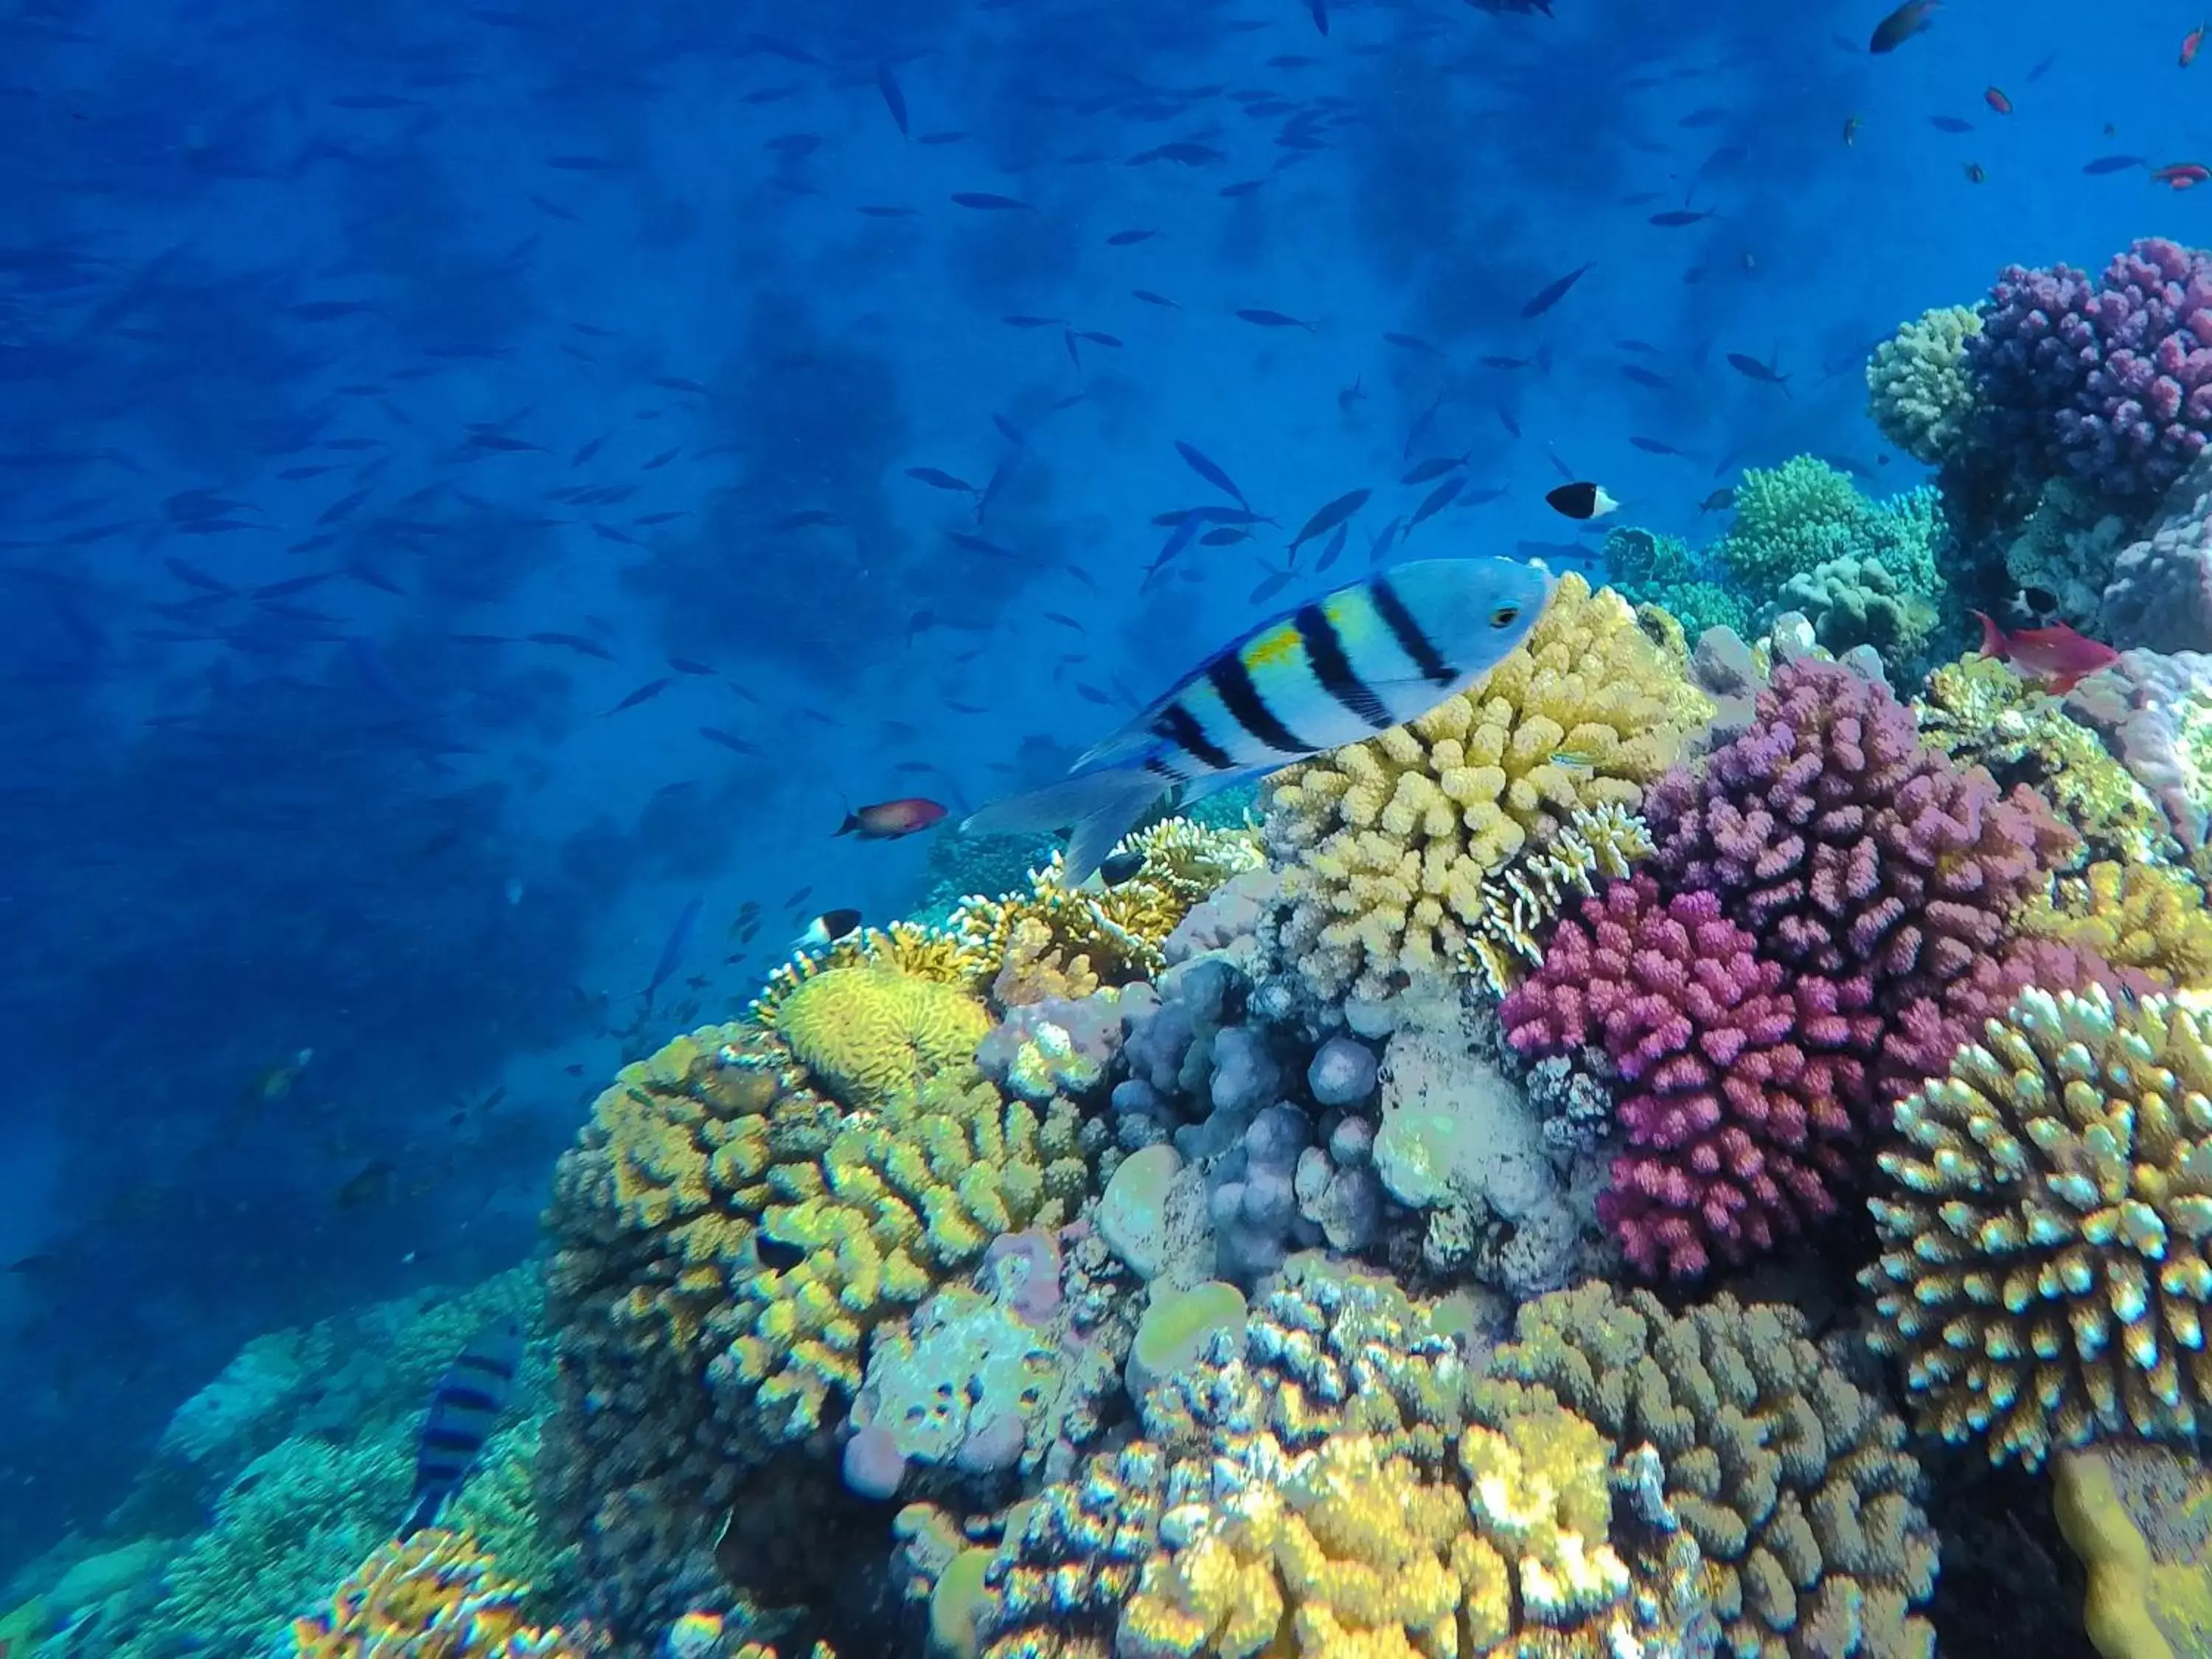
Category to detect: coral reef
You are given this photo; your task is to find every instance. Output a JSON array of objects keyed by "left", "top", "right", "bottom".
[
  {"left": 1967, "top": 237, "right": 2212, "bottom": 504},
  {"left": 1916, "top": 655, "right": 2173, "bottom": 867},
  {"left": 1775, "top": 553, "right": 1936, "bottom": 660},
  {"left": 976, "top": 986, "right": 1134, "bottom": 1102},
  {"left": 2099, "top": 449, "right": 2212, "bottom": 652},
  {"left": 1717, "top": 458, "right": 1944, "bottom": 619},
  {"left": 1484, "top": 1282, "right": 1939, "bottom": 1659},
  {"left": 1603, "top": 524, "right": 1756, "bottom": 641},
  {"left": 283, "top": 1528, "right": 580, "bottom": 1658},
  {"left": 1868, "top": 303, "right": 1984, "bottom": 466},
  {"left": 1265, "top": 573, "right": 1709, "bottom": 1003},
  {"left": 2001, "top": 479, "right": 2133, "bottom": 632},
  {"left": 1502, "top": 875, "right": 1876, "bottom": 1279},
  {"left": 1460, "top": 802, "right": 1653, "bottom": 996},
  {"left": 2053, "top": 1441, "right": 2212, "bottom": 1659},
  {"left": 748, "top": 921, "right": 986, "bottom": 1029},
  {"left": 772, "top": 966, "right": 990, "bottom": 1110},
  {"left": 2019, "top": 860, "right": 2212, "bottom": 988},
  {"left": 1863, "top": 984, "right": 2212, "bottom": 1465},
  {"left": 2065, "top": 647, "right": 2212, "bottom": 853}
]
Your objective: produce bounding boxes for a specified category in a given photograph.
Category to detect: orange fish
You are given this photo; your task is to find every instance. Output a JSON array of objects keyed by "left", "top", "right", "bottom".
[
  {"left": 1984, "top": 86, "right": 2011, "bottom": 114},
  {"left": 837, "top": 796, "right": 948, "bottom": 839},
  {"left": 1973, "top": 612, "right": 2120, "bottom": 694},
  {"left": 2153, "top": 161, "right": 2212, "bottom": 188},
  {"left": 2184, "top": 23, "right": 2206, "bottom": 66}
]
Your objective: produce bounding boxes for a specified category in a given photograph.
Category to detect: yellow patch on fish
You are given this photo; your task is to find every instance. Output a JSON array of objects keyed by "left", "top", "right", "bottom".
[
  {"left": 1323, "top": 588, "right": 1377, "bottom": 645},
  {"left": 1242, "top": 622, "right": 1304, "bottom": 671}
]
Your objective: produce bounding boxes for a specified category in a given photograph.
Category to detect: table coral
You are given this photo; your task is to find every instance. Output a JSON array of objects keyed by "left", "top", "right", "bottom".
[
  {"left": 1264, "top": 573, "right": 1710, "bottom": 1003},
  {"left": 2053, "top": 1441, "right": 2212, "bottom": 1659},
  {"left": 772, "top": 965, "right": 990, "bottom": 1110},
  {"left": 1482, "top": 1283, "right": 1939, "bottom": 1659},
  {"left": 1646, "top": 657, "right": 2076, "bottom": 1048},
  {"left": 2018, "top": 860, "right": 2212, "bottom": 988},
  {"left": 1868, "top": 304, "right": 1984, "bottom": 467},
  {"left": 283, "top": 1528, "right": 579, "bottom": 1658},
  {"left": 1916, "top": 655, "right": 2173, "bottom": 868},
  {"left": 1862, "top": 984, "right": 2212, "bottom": 1466},
  {"left": 1501, "top": 874, "right": 1878, "bottom": 1279}
]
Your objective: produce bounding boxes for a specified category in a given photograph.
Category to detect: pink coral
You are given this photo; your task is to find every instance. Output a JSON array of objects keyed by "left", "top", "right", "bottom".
[
  {"left": 1645, "top": 659, "right": 2076, "bottom": 1029},
  {"left": 1502, "top": 876, "right": 1879, "bottom": 1279}
]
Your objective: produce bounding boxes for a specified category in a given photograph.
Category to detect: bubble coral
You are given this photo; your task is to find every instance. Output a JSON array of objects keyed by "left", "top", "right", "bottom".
[
  {"left": 1501, "top": 874, "right": 1879, "bottom": 1279},
  {"left": 1264, "top": 573, "right": 1711, "bottom": 1003},
  {"left": 1867, "top": 303, "right": 1985, "bottom": 467},
  {"left": 283, "top": 1528, "right": 580, "bottom": 1658},
  {"left": 771, "top": 966, "right": 991, "bottom": 1110},
  {"left": 1482, "top": 1281, "right": 1939, "bottom": 1659},
  {"left": 1862, "top": 984, "right": 2212, "bottom": 1466}
]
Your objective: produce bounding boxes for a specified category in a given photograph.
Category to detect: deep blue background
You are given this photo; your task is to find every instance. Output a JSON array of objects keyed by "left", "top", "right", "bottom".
[{"left": 1, "top": 0, "right": 2201, "bottom": 1577}]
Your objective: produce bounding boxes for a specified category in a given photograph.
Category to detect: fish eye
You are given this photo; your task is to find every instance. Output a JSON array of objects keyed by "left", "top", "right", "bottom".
[{"left": 1490, "top": 605, "right": 1520, "bottom": 627}]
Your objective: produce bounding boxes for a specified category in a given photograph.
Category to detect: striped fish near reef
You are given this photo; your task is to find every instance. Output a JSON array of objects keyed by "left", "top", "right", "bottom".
[
  {"left": 398, "top": 1319, "right": 523, "bottom": 1538},
  {"left": 964, "top": 557, "right": 1551, "bottom": 883}
]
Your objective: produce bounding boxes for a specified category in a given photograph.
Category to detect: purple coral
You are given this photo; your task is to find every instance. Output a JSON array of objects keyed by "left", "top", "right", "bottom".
[
  {"left": 1502, "top": 877, "right": 1878, "bottom": 1279},
  {"left": 1969, "top": 237, "right": 2212, "bottom": 501},
  {"left": 1644, "top": 658, "right": 2076, "bottom": 1031}
]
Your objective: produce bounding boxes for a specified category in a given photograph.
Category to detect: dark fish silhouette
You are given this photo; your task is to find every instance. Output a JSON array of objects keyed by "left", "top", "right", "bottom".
[
  {"left": 400, "top": 1322, "right": 523, "bottom": 1538},
  {"left": 876, "top": 63, "right": 909, "bottom": 136},
  {"left": 1519, "top": 262, "right": 1593, "bottom": 319}
]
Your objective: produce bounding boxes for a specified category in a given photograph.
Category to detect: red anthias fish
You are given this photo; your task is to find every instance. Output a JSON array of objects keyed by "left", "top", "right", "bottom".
[
  {"left": 1973, "top": 612, "right": 2120, "bottom": 694},
  {"left": 2183, "top": 23, "right": 2205, "bottom": 67},
  {"left": 2152, "top": 161, "right": 2212, "bottom": 189},
  {"left": 838, "top": 796, "right": 948, "bottom": 839}
]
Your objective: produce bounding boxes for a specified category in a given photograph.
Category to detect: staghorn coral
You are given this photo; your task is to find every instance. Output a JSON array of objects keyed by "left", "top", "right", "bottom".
[
  {"left": 1265, "top": 574, "right": 1710, "bottom": 1003},
  {"left": 2053, "top": 1441, "right": 2212, "bottom": 1659},
  {"left": 1916, "top": 655, "right": 2173, "bottom": 868},
  {"left": 1868, "top": 304, "right": 1984, "bottom": 467},
  {"left": 2018, "top": 860, "right": 2212, "bottom": 988},
  {"left": 541, "top": 1026, "right": 1087, "bottom": 1635},
  {"left": 1463, "top": 802, "right": 1654, "bottom": 996},
  {"left": 772, "top": 965, "right": 990, "bottom": 1110},
  {"left": 1502, "top": 875, "right": 1879, "bottom": 1280},
  {"left": 748, "top": 920, "right": 986, "bottom": 1029},
  {"left": 1862, "top": 984, "right": 2212, "bottom": 1466},
  {"left": 283, "top": 1528, "right": 579, "bottom": 1658},
  {"left": 1483, "top": 1282, "right": 1938, "bottom": 1659},
  {"left": 952, "top": 820, "right": 1263, "bottom": 991}
]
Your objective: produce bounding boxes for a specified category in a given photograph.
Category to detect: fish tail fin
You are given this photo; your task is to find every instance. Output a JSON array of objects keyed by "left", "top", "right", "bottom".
[
  {"left": 1972, "top": 610, "right": 2008, "bottom": 660},
  {"left": 962, "top": 768, "right": 1167, "bottom": 887},
  {"left": 835, "top": 813, "right": 858, "bottom": 836},
  {"left": 397, "top": 1492, "right": 444, "bottom": 1541}
]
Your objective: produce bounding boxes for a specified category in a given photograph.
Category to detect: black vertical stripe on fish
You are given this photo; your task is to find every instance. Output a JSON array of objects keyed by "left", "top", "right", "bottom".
[
  {"left": 1207, "top": 655, "right": 1312, "bottom": 754},
  {"left": 422, "top": 1427, "right": 490, "bottom": 1454},
  {"left": 1150, "top": 702, "right": 1234, "bottom": 771},
  {"left": 1369, "top": 577, "right": 1457, "bottom": 686},
  {"left": 1293, "top": 604, "right": 1393, "bottom": 729},
  {"left": 454, "top": 1352, "right": 515, "bottom": 1380},
  {"left": 433, "top": 1385, "right": 504, "bottom": 1413},
  {"left": 1145, "top": 755, "right": 1190, "bottom": 786}
]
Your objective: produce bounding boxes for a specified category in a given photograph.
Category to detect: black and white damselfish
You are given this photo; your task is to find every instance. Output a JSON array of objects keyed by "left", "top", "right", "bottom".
[
  {"left": 398, "top": 1318, "right": 524, "bottom": 1538},
  {"left": 964, "top": 557, "right": 1553, "bottom": 884}
]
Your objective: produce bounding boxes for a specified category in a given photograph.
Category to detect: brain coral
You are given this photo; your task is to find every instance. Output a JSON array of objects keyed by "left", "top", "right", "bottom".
[
  {"left": 1264, "top": 573, "right": 1711, "bottom": 1002},
  {"left": 541, "top": 1024, "right": 1088, "bottom": 1632},
  {"left": 748, "top": 920, "right": 985, "bottom": 1028},
  {"left": 284, "top": 1528, "right": 578, "bottom": 1658},
  {"left": 1863, "top": 984, "right": 2212, "bottom": 1466},
  {"left": 773, "top": 965, "right": 990, "bottom": 1108},
  {"left": 1501, "top": 874, "right": 1879, "bottom": 1279},
  {"left": 1484, "top": 1281, "right": 1939, "bottom": 1659},
  {"left": 1646, "top": 658, "right": 2076, "bottom": 1077},
  {"left": 1867, "top": 304, "right": 1984, "bottom": 467}
]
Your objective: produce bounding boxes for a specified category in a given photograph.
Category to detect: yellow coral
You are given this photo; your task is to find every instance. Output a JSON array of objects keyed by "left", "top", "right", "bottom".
[
  {"left": 992, "top": 915, "right": 1102, "bottom": 1007},
  {"left": 1867, "top": 304, "right": 1983, "bottom": 466},
  {"left": 2020, "top": 860, "right": 2212, "bottom": 989},
  {"left": 1864, "top": 984, "right": 2212, "bottom": 1465},
  {"left": 1265, "top": 574, "right": 1709, "bottom": 1001},
  {"left": 1484, "top": 1283, "right": 1938, "bottom": 1659},
  {"left": 773, "top": 966, "right": 990, "bottom": 1109},
  {"left": 2054, "top": 1441, "right": 2212, "bottom": 1659},
  {"left": 1458, "top": 1404, "right": 1630, "bottom": 1626},
  {"left": 748, "top": 920, "right": 986, "bottom": 1028},
  {"left": 282, "top": 1529, "right": 578, "bottom": 1658},
  {"left": 1918, "top": 655, "right": 2174, "bottom": 867},
  {"left": 1462, "top": 803, "right": 1653, "bottom": 995},
  {"left": 952, "top": 820, "right": 1263, "bottom": 990}
]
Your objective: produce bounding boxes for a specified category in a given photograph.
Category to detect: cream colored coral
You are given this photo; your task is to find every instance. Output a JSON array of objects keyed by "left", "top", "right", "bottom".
[
  {"left": 1866, "top": 304, "right": 1982, "bottom": 466},
  {"left": 1265, "top": 575, "right": 1706, "bottom": 1002}
]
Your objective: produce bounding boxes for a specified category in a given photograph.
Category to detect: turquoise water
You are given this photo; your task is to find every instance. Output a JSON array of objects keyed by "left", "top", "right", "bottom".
[{"left": 3, "top": 0, "right": 2208, "bottom": 1654}]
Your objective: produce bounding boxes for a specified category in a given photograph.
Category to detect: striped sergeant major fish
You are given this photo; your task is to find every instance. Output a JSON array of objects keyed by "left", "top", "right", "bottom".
[
  {"left": 964, "top": 557, "right": 1552, "bottom": 884},
  {"left": 398, "top": 1318, "right": 523, "bottom": 1538}
]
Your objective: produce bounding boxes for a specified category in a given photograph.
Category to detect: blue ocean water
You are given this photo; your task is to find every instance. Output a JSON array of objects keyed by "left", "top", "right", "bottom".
[{"left": 1, "top": 0, "right": 2205, "bottom": 1646}]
